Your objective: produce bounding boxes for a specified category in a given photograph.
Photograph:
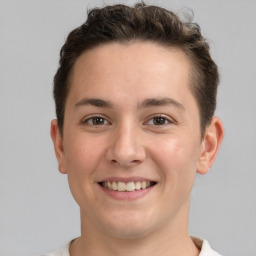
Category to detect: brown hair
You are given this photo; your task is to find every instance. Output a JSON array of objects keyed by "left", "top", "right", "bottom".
[{"left": 53, "top": 2, "right": 219, "bottom": 136}]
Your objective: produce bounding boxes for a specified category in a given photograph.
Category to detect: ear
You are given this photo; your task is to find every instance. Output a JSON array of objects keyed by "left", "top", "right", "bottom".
[
  {"left": 50, "top": 119, "right": 67, "bottom": 174},
  {"left": 197, "top": 116, "right": 224, "bottom": 175}
]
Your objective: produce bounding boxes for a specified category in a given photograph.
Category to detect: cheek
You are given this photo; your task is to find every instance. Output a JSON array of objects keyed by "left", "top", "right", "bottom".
[
  {"left": 63, "top": 134, "right": 107, "bottom": 208},
  {"left": 150, "top": 135, "right": 200, "bottom": 184},
  {"left": 64, "top": 134, "right": 104, "bottom": 173},
  {"left": 63, "top": 135, "right": 106, "bottom": 197}
]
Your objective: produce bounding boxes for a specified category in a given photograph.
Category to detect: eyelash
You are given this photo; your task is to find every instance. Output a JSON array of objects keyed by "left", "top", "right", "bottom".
[
  {"left": 145, "top": 115, "right": 174, "bottom": 126},
  {"left": 82, "top": 116, "right": 110, "bottom": 126},
  {"left": 82, "top": 114, "right": 174, "bottom": 127}
]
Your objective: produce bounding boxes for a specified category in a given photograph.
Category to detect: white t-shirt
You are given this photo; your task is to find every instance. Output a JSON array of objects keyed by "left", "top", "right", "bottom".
[{"left": 43, "top": 237, "right": 222, "bottom": 256}]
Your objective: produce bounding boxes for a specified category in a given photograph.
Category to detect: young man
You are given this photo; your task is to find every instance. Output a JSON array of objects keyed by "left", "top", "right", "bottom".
[{"left": 47, "top": 2, "right": 224, "bottom": 256}]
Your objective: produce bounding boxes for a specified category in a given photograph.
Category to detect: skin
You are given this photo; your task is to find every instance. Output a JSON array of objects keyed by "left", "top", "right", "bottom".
[{"left": 51, "top": 42, "right": 224, "bottom": 256}]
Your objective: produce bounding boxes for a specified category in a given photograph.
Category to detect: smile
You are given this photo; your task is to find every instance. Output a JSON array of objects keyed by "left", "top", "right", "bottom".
[{"left": 100, "top": 181, "right": 156, "bottom": 192}]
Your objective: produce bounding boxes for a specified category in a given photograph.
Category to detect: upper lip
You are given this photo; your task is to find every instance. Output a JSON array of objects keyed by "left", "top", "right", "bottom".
[{"left": 98, "top": 176, "right": 157, "bottom": 183}]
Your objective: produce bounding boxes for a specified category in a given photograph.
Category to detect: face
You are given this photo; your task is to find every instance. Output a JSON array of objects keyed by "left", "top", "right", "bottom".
[{"left": 51, "top": 42, "right": 223, "bottom": 239}]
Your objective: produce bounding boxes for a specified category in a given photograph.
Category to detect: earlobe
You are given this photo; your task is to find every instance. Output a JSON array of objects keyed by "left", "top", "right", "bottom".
[
  {"left": 197, "top": 116, "right": 224, "bottom": 175},
  {"left": 50, "top": 119, "right": 67, "bottom": 174}
]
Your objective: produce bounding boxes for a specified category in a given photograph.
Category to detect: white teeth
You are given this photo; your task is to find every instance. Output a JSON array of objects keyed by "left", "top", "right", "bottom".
[
  {"left": 135, "top": 181, "right": 142, "bottom": 190},
  {"left": 141, "top": 181, "right": 146, "bottom": 189},
  {"left": 118, "top": 182, "right": 126, "bottom": 191},
  {"left": 102, "top": 181, "right": 153, "bottom": 192},
  {"left": 126, "top": 182, "right": 135, "bottom": 192},
  {"left": 112, "top": 181, "right": 118, "bottom": 190}
]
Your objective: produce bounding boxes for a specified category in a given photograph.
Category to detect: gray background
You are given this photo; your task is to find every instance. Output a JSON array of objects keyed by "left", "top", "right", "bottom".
[{"left": 0, "top": 0, "right": 255, "bottom": 255}]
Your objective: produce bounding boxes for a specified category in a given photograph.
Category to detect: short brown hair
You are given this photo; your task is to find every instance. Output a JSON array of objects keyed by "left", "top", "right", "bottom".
[{"left": 53, "top": 2, "right": 219, "bottom": 136}]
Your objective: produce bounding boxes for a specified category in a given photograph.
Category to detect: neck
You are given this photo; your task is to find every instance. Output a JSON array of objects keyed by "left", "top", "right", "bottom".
[{"left": 70, "top": 202, "right": 200, "bottom": 256}]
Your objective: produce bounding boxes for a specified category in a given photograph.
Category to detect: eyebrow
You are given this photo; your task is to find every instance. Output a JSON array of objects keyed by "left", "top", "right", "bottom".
[
  {"left": 74, "top": 97, "right": 185, "bottom": 111},
  {"left": 75, "top": 98, "right": 113, "bottom": 108},
  {"left": 139, "top": 97, "right": 185, "bottom": 111}
]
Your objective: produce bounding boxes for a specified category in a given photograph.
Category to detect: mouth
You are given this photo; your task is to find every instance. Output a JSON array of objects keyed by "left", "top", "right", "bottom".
[{"left": 98, "top": 180, "right": 157, "bottom": 192}]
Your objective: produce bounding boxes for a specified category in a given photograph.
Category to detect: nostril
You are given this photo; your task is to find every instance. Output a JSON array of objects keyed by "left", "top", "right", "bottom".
[{"left": 110, "top": 158, "right": 142, "bottom": 167}]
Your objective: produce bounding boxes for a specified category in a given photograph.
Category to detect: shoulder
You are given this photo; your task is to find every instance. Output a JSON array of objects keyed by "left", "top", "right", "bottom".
[
  {"left": 191, "top": 237, "right": 223, "bottom": 256},
  {"left": 42, "top": 241, "right": 71, "bottom": 256},
  {"left": 43, "top": 237, "right": 223, "bottom": 256}
]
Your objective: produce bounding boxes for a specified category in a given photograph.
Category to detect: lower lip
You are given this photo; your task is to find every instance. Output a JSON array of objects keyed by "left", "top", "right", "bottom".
[{"left": 98, "top": 184, "right": 155, "bottom": 200}]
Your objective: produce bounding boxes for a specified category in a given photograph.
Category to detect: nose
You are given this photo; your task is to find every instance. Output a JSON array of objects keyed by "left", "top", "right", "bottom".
[{"left": 106, "top": 123, "right": 146, "bottom": 168}]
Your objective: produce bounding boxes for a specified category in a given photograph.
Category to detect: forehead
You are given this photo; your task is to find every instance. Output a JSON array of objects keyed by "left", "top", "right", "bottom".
[
  {"left": 69, "top": 42, "right": 192, "bottom": 100},
  {"left": 65, "top": 42, "right": 201, "bottom": 134}
]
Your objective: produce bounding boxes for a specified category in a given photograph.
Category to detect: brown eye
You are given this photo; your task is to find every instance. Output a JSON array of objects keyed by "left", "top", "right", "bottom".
[
  {"left": 153, "top": 117, "right": 168, "bottom": 125},
  {"left": 92, "top": 117, "right": 105, "bottom": 125},
  {"left": 84, "top": 116, "right": 109, "bottom": 125},
  {"left": 145, "top": 115, "right": 173, "bottom": 126}
]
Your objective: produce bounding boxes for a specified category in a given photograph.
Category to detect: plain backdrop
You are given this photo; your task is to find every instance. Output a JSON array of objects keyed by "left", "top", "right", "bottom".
[{"left": 0, "top": 0, "right": 255, "bottom": 255}]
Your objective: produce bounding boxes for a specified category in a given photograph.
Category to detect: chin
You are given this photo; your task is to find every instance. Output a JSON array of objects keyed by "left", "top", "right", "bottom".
[
  {"left": 98, "top": 211, "right": 156, "bottom": 239},
  {"left": 104, "top": 224, "right": 152, "bottom": 240}
]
